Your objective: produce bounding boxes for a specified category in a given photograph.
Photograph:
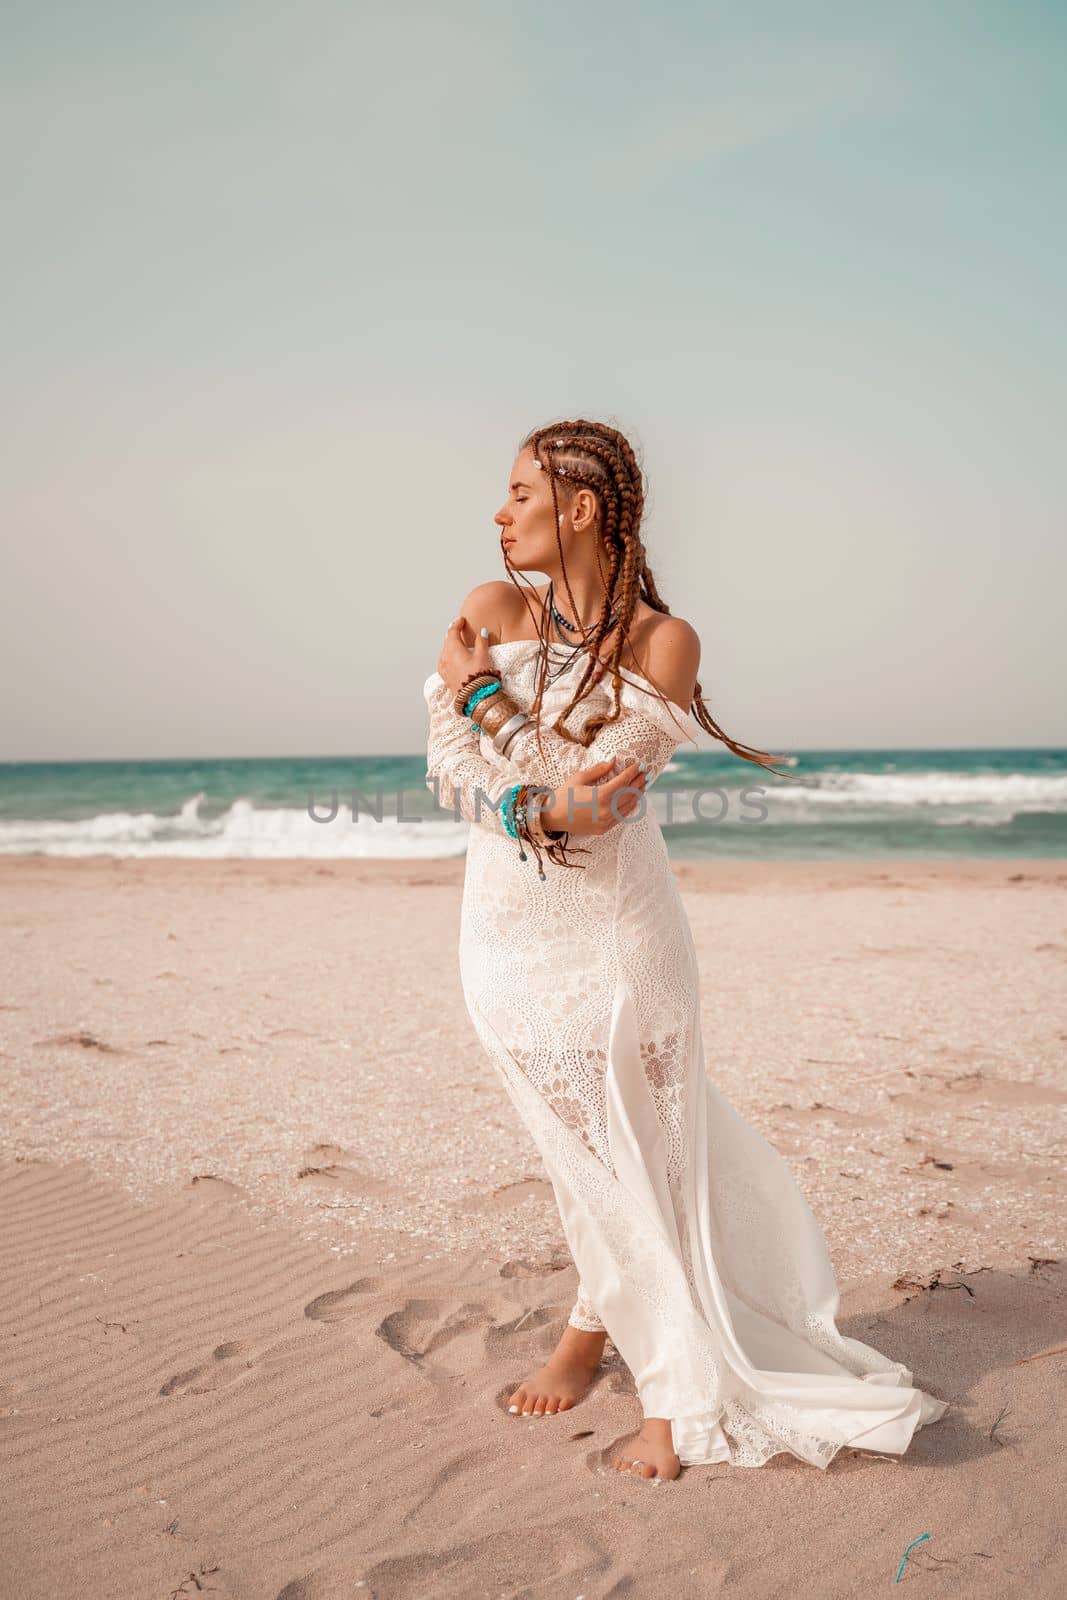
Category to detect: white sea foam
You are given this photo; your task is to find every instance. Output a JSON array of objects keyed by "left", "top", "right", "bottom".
[
  {"left": 748, "top": 771, "right": 1067, "bottom": 809},
  {"left": 2, "top": 768, "right": 1064, "bottom": 857},
  {"left": 0, "top": 794, "right": 469, "bottom": 859}
]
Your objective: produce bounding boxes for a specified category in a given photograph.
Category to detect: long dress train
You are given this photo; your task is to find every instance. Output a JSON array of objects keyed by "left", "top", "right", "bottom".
[{"left": 423, "top": 638, "right": 949, "bottom": 1469}]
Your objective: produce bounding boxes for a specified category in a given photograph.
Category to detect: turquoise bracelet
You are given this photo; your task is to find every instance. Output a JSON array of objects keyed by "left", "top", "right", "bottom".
[
  {"left": 463, "top": 679, "right": 502, "bottom": 718},
  {"left": 500, "top": 781, "right": 558, "bottom": 881},
  {"left": 500, "top": 782, "right": 521, "bottom": 838}
]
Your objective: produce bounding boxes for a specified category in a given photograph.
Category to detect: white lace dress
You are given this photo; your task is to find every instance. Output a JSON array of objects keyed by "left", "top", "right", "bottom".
[{"left": 422, "top": 638, "right": 949, "bottom": 1469}]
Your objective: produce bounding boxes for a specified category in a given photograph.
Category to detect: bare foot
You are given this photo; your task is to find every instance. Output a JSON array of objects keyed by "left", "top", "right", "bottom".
[
  {"left": 612, "top": 1417, "right": 681, "bottom": 1480},
  {"left": 508, "top": 1325, "right": 606, "bottom": 1416}
]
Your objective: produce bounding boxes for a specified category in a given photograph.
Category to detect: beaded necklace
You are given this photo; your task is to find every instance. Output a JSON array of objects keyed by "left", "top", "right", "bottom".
[{"left": 541, "top": 581, "right": 622, "bottom": 686}]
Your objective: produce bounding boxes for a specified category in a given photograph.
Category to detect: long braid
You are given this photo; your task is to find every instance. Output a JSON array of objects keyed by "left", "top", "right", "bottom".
[{"left": 509, "top": 419, "right": 792, "bottom": 778}]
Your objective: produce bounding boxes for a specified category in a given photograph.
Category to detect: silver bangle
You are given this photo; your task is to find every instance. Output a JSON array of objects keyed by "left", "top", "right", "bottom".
[{"left": 492, "top": 712, "right": 529, "bottom": 755}]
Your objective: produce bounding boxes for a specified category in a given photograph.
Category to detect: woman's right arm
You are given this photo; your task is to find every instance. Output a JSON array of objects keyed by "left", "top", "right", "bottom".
[
  {"left": 423, "top": 672, "right": 646, "bottom": 837},
  {"left": 423, "top": 670, "right": 551, "bottom": 833}
]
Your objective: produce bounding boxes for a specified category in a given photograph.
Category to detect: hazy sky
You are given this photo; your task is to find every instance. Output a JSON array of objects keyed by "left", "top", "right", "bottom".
[{"left": 3, "top": 1, "right": 1064, "bottom": 760}]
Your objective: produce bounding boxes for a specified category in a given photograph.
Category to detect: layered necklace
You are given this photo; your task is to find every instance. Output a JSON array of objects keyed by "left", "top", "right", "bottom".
[{"left": 540, "top": 580, "right": 622, "bottom": 686}]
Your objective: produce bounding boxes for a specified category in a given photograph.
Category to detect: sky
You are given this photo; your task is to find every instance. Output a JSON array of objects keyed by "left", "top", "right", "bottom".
[{"left": 2, "top": 0, "right": 1064, "bottom": 760}]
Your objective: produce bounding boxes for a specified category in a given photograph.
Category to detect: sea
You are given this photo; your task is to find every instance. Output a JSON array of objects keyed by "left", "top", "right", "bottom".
[{"left": 1, "top": 747, "right": 1065, "bottom": 861}]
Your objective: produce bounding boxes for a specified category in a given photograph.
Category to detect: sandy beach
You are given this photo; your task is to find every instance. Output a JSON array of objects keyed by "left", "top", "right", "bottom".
[{"left": 1, "top": 855, "right": 1065, "bottom": 1597}]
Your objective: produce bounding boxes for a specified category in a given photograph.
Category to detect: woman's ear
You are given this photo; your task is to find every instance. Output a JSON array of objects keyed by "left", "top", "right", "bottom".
[{"left": 575, "top": 488, "right": 597, "bottom": 530}]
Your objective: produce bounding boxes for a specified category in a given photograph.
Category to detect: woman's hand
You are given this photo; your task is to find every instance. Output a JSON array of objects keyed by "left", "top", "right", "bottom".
[
  {"left": 536, "top": 758, "right": 649, "bottom": 838},
  {"left": 438, "top": 615, "right": 494, "bottom": 699}
]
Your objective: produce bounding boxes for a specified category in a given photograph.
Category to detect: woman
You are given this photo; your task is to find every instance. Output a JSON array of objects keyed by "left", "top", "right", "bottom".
[{"left": 422, "top": 419, "right": 948, "bottom": 1481}]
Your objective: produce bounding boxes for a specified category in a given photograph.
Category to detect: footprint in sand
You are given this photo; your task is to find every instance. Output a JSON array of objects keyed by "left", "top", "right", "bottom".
[
  {"left": 356, "top": 1527, "right": 607, "bottom": 1599},
  {"left": 499, "top": 1255, "right": 571, "bottom": 1278},
  {"left": 275, "top": 1565, "right": 372, "bottom": 1600},
  {"left": 297, "top": 1143, "right": 391, "bottom": 1198},
  {"left": 303, "top": 1280, "right": 384, "bottom": 1323},
  {"left": 474, "top": 1176, "right": 555, "bottom": 1213},
  {"left": 159, "top": 1332, "right": 312, "bottom": 1396},
  {"left": 159, "top": 1340, "right": 258, "bottom": 1396},
  {"left": 375, "top": 1298, "right": 496, "bottom": 1382},
  {"left": 484, "top": 1305, "right": 557, "bottom": 1362}
]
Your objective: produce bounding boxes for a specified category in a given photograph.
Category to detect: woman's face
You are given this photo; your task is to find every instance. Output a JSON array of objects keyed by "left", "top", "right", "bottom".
[{"left": 493, "top": 446, "right": 575, "bottom": 571}]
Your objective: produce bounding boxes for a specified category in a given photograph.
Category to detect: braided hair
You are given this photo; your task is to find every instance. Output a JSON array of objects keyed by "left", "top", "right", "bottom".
[{"left": 506, "top": 418, "right": 792, "bottom": 777}]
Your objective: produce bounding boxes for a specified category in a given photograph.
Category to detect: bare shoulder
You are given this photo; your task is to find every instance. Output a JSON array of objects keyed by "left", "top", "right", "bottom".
[
  {"left": 497, "top": 580, "right": 549, "bottom": 643},
  {"left": 637, "top": 613, "right": 702, "bottom": 707},
  {"left": 454, "top": 580, "right": 517, "bottom": 645}
]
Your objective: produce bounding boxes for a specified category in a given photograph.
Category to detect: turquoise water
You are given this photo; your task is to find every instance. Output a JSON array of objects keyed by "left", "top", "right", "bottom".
[{"left": 2, "top": 747, "right": 1065, "bottom": 860}]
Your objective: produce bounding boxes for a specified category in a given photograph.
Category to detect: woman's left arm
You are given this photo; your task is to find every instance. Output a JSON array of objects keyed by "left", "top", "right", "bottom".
[{"left": 584, "top": 617, "right": 702, "bottom": 783}]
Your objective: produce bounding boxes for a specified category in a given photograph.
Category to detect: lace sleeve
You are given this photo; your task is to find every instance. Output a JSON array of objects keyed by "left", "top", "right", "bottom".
[
  {"left": 423, "top": 668, "right": 700, "bottom": 833},
  {"left": 422, "top": 672, "right": 555, "bottom": 834},
  {"left": 583, "top": 686, "right": 700, "bottom": 786}
]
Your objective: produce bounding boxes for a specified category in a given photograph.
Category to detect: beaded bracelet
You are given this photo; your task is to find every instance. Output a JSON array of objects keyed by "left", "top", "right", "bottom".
[
  {"left": 500, "top": 782, "right": 520, "bottom": 838},
  {"left": 452, "top": 670, "right": 499, "bottom": 718},
  {"left": 448, "top": 674, "right": 578, "bottom": 877},
  {"left": 499, "top": 781, "right": 578, "bottom": 880},
  {"left": 462, "top": 678, "right": 502, "bottom": 718}
]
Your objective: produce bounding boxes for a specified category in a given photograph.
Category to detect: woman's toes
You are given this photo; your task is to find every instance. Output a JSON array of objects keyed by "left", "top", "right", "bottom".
[
  {"left": 558, "top": 1396, "right": 574, "bottom": 1411},
  {"left": 544, "top": 1398, "right": 560, "bottom": 1415},
  {"left": 507, "top": 1390, "right": 526, "bottom": 1415}
]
